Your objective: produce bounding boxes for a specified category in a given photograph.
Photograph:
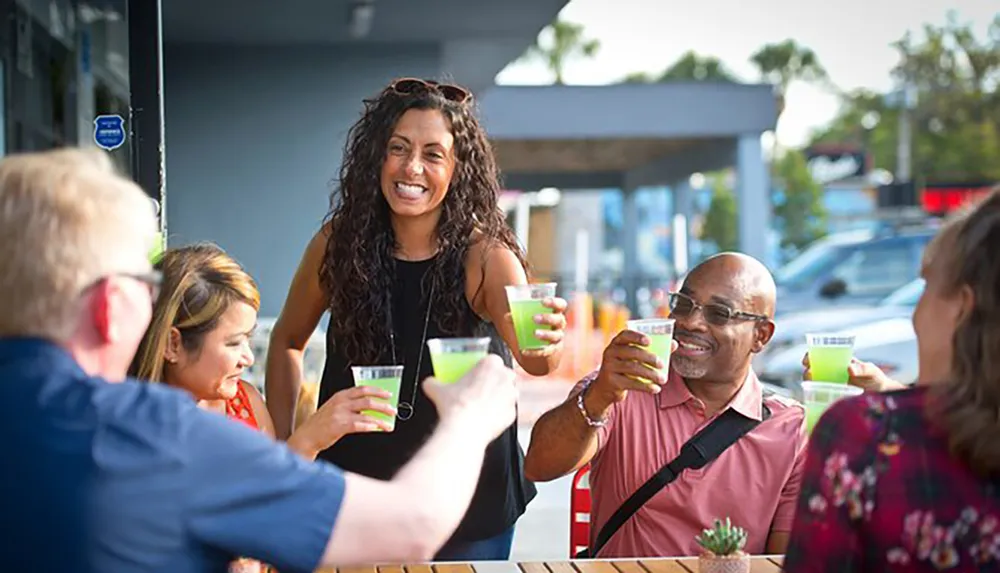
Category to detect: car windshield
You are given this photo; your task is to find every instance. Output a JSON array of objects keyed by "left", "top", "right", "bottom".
[
  {"left": 773, "top": 242, "right": 846, "bottom": 290},
  {"left": 880, "top": 278, "right": 926, "bottom": 306}
]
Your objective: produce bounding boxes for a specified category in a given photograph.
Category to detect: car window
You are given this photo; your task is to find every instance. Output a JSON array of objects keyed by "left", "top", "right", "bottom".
[
  {"left": 831, "top": 240, "right": 917, "bottom": 297},
  {"left": 774, "top": 242, "right": 847, "bottom": 289},
  {"left": 880, "top": 278, "right": 926, "bottom": 306}
]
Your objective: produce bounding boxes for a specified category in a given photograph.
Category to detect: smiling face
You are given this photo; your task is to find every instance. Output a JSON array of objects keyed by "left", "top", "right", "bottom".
[
  {"left": 164, "top": 300, "right": 256, "bottom": 401},
  {"left": 380, "top": 108, "right": 457, "bottom": 220},
  {"left": 671, "top": 254, "right": 775, "bottom": 384}
]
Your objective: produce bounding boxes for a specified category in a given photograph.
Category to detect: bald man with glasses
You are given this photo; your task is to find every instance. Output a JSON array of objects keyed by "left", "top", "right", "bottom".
[{"left": 525, "top": 253, "right": 807, "bottom": 559}]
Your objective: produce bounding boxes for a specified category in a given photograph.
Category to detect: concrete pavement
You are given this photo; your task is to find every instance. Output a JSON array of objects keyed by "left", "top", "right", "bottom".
[{"left": 511, "top": 374, "right": 580, "bottom": 561}]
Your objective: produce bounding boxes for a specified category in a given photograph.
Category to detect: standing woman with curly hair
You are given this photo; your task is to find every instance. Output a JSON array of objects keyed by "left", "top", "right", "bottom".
[{"left": 265, "top": 78, "right": 567, "bottom": 561}]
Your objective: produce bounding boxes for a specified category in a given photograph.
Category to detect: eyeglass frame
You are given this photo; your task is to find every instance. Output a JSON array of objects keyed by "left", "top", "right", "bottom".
[
  {"left": 82, "top": 270, "right": 163, "bottom": 301},
  {"left": 387, "top": 77, "right": 472, "bottom": 104},
  {"left": 667, "top": 291, "right": 769, "bottom": 326}
]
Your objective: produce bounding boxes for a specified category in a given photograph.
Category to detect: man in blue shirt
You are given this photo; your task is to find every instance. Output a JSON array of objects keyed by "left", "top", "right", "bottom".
[{"left": 0, "top": 149, "right": 519, "bottom": 572}]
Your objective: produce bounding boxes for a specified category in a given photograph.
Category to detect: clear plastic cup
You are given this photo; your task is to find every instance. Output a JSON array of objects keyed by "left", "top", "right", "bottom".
[
  {"left": 427, "top": 337, "right": 491, "bottom": 385},
  {"left": 806, "top": 333, "right": 856, "bottom": 384},
  {"left": 351, "top": 365, "right": 404, "bottom": 431},
  {"left": 627, "top": 318, "right": 676, "bottom": 383},
  {"left": 505, "top": 283, "right": 558, "bottom": 350},
  {"left": 801, "top": 381, "right": 863, "bottom": 432}
]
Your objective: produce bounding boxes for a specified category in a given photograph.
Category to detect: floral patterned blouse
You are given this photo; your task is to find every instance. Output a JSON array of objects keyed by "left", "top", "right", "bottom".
[{"left": 784, "top": 387, "right": 1000, "bottom": 572}]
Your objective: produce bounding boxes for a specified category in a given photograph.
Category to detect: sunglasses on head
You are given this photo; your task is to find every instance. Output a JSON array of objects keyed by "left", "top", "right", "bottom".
[
  {"left": 668, "top": 292, "right": 768, "bottom": 326},
  {"left": 388, "top": 78, "right": 472, "bottom": 104}
]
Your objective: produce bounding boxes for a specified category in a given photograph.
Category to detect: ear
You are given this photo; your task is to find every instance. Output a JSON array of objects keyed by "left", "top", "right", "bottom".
[
  {"left": 955, "top": 284, "right": 976, "bottom": 324},
  {"left": 751, "top": 319, "right": 776, "bottom": 354},
  {"left": 164, "top": 327, "right": 184, "bottom": 365},
  {"left": 87, "top": 280, "right": 115, "bottom": 343}
]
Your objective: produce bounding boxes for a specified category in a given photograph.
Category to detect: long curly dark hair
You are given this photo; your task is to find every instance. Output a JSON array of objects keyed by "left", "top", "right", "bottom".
[{"left": 320, "top": 80, "right": 527, "bottom": 365}]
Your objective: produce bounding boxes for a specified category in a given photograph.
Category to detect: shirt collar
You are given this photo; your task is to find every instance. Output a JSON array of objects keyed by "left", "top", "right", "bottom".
[{"left": 659, "top": 367, "right": 764, "bottom": 421}]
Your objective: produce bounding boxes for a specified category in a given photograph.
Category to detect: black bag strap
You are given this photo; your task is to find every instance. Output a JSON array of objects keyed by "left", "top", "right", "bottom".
[{"left": 582, "top": 403, "right": 771, "bottom": 558}]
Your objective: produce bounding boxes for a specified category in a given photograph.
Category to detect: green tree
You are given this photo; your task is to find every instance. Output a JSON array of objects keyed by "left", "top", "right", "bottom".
[
  {"left": 750, "top": 40, "right": 831, "bottom": 117},
  {"left": 701, "top": 175, "right": 738, "bottom": 252},
  {"left": 620, "top": 51, "right": 738, "bottom": 83},
  {"left": 774, "top": 150, "right": 827, "bottom": 251},
  {"left": 810, "top": 14, "right": 1000, "bottom": 181},
  {"left": 520, "top": 18, "right": 600, "bottom": 85}
]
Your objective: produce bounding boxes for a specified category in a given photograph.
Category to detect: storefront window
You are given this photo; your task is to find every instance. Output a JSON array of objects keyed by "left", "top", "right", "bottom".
[{"left": 2, "top": 0, "right": 130, "bottom": 174}]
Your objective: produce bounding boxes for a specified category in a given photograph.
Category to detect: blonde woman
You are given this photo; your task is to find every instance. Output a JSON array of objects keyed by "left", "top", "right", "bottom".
[{"left": 130, "top": 242, "right": 396, "bottom": 457}]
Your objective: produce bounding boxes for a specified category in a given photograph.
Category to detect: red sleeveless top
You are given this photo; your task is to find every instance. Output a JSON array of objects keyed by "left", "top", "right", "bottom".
[{"left": 224, "top": 382, "right": 260, "bottom": 430}]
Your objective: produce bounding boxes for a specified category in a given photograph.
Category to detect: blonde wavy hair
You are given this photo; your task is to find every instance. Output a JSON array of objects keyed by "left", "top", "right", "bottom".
[
  {"left": 0, "top": 148, "right": 156, "bottom": 341},
  {"left": 130, "top": 243, "right": 260, "bottom": 383}
]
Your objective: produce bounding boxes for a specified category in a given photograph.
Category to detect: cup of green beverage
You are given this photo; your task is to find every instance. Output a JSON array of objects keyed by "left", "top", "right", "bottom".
[
  {"left": 427, "top": 337, "right": 491, "bottom": 385},
  {"left": 351, "top": 365, "right": 403, "bottom": 431},
  {"left": 149, "top": 231, "right": 165, "bottom": 264},
  {"left": 627, "top": 318, "right": 676, "bottom": 384},
  {"left": 806, "top": 333, "right": 856, "bottom": 384},
  {"left": 801, "top": 381, "right": 863, "bottom": 433},
  {"left": 505, "top": 282, "right": 558, "bottom": 351}
]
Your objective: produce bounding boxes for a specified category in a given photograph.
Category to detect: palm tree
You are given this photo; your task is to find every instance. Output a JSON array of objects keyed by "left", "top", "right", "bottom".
[
  {"left": 619, "top": 51, "right": 738, "bottom": 84},
  {"left": 750, "top": 40, "right": 832, "bottom": 116},
  {"left": 522, "top": 18, "right": 600, "bottom": 85},
  {"left": 659, "top": 51, "right": 739, "bottom": 82}
]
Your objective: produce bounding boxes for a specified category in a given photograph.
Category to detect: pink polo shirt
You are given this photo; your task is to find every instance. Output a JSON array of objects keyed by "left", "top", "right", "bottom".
[{"left": 576, "top": 368, "right": 807, "bottom": 558}]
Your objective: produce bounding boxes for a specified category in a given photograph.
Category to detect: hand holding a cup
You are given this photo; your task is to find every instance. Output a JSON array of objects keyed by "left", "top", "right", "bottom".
[
  {"left": 802, "top": 353, "right": 903, "bottom": 393},
  {"left": 286, "top": 384, "right": 396, "bottom": 459},
  {"left": 424, "top": 354, "right": 518, "bottom": 442},
  {"left": 504, "top": 283, "right": 568, "bottom": 358}
]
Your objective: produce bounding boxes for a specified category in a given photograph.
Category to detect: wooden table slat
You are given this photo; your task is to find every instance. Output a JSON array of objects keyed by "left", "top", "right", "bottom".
[
  {"left": 571, "top": 560, "right": 622, "bottom": 573},
  {"left": 637, "top": 559, "right": 692, "bottom": 573},
  {"left": 434, "top": 564, "right": 475, "bottom": 573},
  {"left": 544, "top": 561, "right": 579, "bottom": 573},
  {"left": 378, "top": 566, "right": 405, "bottom": 573},
  {"left": 609, "top": 561, "right": 647, "bottom": 573},
  {"left": 750, "top": 558, "right": 782, "bottom": 573},
  {"left": 519, "top": 563, "right": 551, "bottom": 573},
  {"left": 468, "top": 561, "right": 524, "bottom": 573},
  {"left": 405, "top": 565, "right": 434, "bottom": 573},
  {"left": 339, "top": 567, "right": 378, "bottom": 573}
]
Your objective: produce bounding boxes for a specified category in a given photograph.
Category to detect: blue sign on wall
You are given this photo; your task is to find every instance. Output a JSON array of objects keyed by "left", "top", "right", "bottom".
[{"left": 93, "top": 114, "right": 126, "bottom": 151}]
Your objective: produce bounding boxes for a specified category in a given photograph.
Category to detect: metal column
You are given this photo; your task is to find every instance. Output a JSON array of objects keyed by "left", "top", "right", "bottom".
[{"left": 127, "top": 0, "right": 166, "bottom": 234}]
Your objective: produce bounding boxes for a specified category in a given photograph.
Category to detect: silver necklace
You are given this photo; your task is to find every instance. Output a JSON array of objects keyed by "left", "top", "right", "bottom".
[{"left": 389, "top": 281, "right": 435, "bottom": 421}]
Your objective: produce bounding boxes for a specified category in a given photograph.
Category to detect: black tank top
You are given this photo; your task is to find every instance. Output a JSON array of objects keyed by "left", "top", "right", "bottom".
[{"left": 317, "top": 257, "right": 537, "bottom": 542}]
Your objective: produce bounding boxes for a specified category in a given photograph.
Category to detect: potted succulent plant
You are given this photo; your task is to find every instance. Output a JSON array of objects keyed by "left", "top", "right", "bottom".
[{"left": 695, "top": 517, "right": 751, "bottom": 573}]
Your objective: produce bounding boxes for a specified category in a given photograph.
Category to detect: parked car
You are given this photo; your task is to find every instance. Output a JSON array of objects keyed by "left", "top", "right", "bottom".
[
  {"left": 773, "top": 225, "right": 935, "bottom": 316},
  {"left": 755, "top": 278, "right": 925, "bottom": 374}
]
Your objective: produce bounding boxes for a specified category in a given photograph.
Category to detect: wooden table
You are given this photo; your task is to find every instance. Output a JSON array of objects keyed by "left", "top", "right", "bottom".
[{"left": 321, "top": 556, "right": 784, "bottom": 573}]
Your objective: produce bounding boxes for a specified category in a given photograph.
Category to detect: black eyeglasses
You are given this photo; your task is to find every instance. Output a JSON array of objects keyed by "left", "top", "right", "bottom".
[
  {"left": 84, "top": 270, "right": 162, "bottom": 301},
  {"left": 388, "top": 78, "right": 472, "bottom": 104},
  {"left": 668, "top": 292, "right": 768, "bottom": 326},
  {"left": 121, "top": 270, "right": 163, "bottom": 301}
]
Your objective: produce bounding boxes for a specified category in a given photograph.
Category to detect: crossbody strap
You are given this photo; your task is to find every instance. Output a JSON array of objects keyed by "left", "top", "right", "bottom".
[{"left": 583, "top": 403, "right": 771, "bottom": 558}]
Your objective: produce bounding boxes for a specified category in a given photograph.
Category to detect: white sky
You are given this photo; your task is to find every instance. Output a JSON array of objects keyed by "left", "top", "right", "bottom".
[{"left": 496, "top": 0, "right": 998, "bottom": 147}]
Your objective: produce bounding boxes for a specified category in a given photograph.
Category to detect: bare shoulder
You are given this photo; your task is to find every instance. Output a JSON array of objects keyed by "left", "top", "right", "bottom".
[
  {"left": 466, "top": 236, "right": 522, "bottom": 274},
  {"left": 465, "top": 236, "right": 526, "bottom": 315}
]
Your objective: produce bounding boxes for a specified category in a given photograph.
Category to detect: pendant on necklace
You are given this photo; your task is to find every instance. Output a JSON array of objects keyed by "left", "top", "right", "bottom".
[{"left": 397, "top": 402, "right": 414, "bottom": 421}]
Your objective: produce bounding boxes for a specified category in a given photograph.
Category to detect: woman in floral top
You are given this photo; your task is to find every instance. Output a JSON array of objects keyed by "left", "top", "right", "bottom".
[{"left": 784, "top": 186, "right": 1000, "bottom": 572}]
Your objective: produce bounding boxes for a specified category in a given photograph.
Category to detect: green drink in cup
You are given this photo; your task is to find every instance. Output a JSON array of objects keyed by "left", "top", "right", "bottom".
[
  {"left": 351, "top": 365, "right": 403, "bottom": 432},
  {"left": 427, "top": 337, "right": 491, "bottom": 385},
  {"left": 801, "top": 381, "right": 863, "bottom": 433},
  {"left": 626, "top": 318, "right": 676, "bottom": 384},
  {"left": 806, "top": 333, "right": 856, "bottom": 384},
  {"left": 505, "top": 282, "right": 557, "bottom": 351}
]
